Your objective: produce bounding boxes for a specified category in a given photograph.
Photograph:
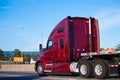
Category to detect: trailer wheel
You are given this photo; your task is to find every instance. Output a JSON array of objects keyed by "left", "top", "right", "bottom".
[
  {"left": 37, "top": 63, "right": 45, "bottom": 76},
  {"left": 94, "top": 60, "right": 109, "bottom": 79},
  {"left": 79, "top": 61, "right": 93, "bottom": 78}
]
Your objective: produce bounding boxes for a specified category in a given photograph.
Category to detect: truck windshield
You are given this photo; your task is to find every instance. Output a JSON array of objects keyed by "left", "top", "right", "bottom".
[{"left": 47, "top": 40, "right": 52, "bottom": 49}]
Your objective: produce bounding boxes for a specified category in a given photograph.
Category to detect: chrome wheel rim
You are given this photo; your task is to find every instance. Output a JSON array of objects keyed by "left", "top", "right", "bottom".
[
  {"left": 95, "top": 64, "right": 103, "bottom": 76},
  {"left": 37, "top": 65, "right": 43, "bottom": 74},
  {"left": 80, "top": 64, "right": 87, "bottom": 75}
]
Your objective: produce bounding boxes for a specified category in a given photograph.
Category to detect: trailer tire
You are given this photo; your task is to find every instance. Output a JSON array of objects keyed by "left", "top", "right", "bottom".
[
  {"left": 94, "top": 60, "right": 109, "bottom": 79},
  {"left": 79, "top": 61, "right": 93, "bottom": 78},
  {"left": 37, "top": 63, "right": 45, "bottom": 76}
]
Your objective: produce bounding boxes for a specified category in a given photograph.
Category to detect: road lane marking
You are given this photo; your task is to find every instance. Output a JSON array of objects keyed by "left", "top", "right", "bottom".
[{"left": 0, "top": 73, "right": 22, "bottom": 77}]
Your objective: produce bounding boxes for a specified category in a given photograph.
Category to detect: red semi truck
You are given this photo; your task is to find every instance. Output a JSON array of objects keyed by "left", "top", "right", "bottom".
[{"left": 35, "top": 16, "right": 120, "bottom": 79}]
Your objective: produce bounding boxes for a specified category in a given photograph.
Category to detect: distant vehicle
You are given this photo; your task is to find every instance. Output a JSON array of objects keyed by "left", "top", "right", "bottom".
[
  {"left": 30, "top": 58, "right": 35, "bottom": 64},
  {"left": 13, "top": 57, "right": 24, "bottom": 64},
  {"left": 35, "top": 16, "right": 120, "bottom": 79}
]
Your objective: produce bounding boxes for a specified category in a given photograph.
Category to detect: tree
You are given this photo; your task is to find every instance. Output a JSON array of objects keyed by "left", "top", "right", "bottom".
[
  {"left": 31, "top": 52, "right": 37, "bottom": 60},
  {"left": 24, "top": 53, "right": 31, "bottom": 62},
  {"left": 100, "top": 48, "right": 105, "bottom": 51},
  {"left": 4, "top": 52, "right": 10, "bottom": 60},
  {"left": 0, "top": 49, "right": 4, "bottom": 60},
  {"left": 114, "top": 44, "right": 120, "bottom": 62},
  {"left": 115, "top": 44, "right": 120, "bottom": 51},
  {"left": 13, "top": 49, "right": 21, "bottom": 57}
]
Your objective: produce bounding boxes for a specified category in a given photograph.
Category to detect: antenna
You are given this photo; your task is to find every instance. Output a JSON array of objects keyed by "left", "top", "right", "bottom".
[{"left": 42, "top": 33, "right": 43, "bottom": 47}]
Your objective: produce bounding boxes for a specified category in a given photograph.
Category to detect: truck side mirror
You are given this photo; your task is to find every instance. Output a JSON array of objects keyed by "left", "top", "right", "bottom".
[{"left": 39, "top": 44, "right": 42, "bottom": 51}]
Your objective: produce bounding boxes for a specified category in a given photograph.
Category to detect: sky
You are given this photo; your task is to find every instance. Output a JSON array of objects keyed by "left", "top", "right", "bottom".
[{"left": 0, "top": 0, "right": 120, "bottom": 51}]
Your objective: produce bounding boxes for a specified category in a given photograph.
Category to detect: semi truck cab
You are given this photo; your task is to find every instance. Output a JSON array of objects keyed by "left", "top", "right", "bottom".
[{"left": 35, "top": 16, "right": 120, "bottom": 79}]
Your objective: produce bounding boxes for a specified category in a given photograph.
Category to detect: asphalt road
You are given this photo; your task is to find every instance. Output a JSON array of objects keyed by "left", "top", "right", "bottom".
[{"left": 0, "top": 71, "right": 120, "bottom": 80}]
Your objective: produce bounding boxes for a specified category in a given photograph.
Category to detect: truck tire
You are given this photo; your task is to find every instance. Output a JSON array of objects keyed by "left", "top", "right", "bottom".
[
  {"left": 37, "top": 63, "right": 45, "bottom": 76},
  {"left": 79, "top": 61, "right": 93, "bottom": 78},
  {"left": 94, "top": 60, "right": 109, "bottom": 79}
]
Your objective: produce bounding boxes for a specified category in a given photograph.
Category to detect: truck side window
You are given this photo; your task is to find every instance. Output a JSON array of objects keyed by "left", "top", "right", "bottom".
[
  {"left": 60, "top": 39, "right": 64, "bottom": 48},
  {"left": 47, "top": 40, "right": 52, "bottom": 49},
  {"left": 58, "top": 28, "right": 64, "bottom": 33}
]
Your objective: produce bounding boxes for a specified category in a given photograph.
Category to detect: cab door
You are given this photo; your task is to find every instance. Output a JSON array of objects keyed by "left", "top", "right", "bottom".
[{"left": 44, "top": 40, "right": 53, "bottom": 71}]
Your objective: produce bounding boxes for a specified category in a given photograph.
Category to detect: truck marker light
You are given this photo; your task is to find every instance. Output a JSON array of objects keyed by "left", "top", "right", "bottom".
[{"left": 110, "top": 65, "right": 118, "bottom": 67}]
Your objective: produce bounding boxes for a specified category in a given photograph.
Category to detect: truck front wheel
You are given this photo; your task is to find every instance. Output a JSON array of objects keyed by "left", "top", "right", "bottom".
[
  {"left": 94, "top": 60, "right": 109, "bottom": 79},
  {"left": 37, "top": 63, "right": 45, "bottom": 76},
  {"left": 79, "top": 61, "right": 93, "bottom": 78}
]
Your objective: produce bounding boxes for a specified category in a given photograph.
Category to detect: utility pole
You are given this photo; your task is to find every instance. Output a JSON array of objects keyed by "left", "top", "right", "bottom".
[{"left": 21, "top": 27, "right": 24, "bottom": 57}]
